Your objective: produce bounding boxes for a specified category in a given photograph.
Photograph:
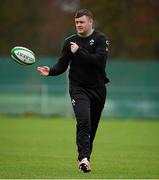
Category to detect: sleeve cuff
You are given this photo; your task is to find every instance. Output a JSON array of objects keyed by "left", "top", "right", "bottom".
[{"left": 48, "top": 67, "right": 54, "bottom": 76}]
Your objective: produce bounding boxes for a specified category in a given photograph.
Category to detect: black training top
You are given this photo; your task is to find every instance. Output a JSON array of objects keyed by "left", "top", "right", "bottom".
[{"left": 49, "top": 30, "right": 109, "bottom": 88}]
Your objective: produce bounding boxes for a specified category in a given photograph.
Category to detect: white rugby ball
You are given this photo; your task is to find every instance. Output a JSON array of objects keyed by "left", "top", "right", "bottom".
[{"left": 11, "top": 46, "right": 35, "bottom": 65}]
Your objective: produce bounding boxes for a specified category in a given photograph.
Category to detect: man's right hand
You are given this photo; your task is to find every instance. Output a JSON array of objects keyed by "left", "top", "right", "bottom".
[{"left": 37, "top": 66, "right": 50, "bottom": 76}]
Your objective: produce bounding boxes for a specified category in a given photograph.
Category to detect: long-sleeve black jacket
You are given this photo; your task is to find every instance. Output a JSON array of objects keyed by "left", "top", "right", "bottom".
[{"left": 49, "top": 30, "right": 109, "bottom": 88}]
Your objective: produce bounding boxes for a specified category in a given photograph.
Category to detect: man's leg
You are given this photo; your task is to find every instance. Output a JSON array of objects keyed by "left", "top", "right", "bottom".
[
  {"left": 89, "top": 86, "right": 107, "bottom": 155},
  {"left": 90, "top": 103, "right": 104, "bottom": 154},
  {"left": 70, "top": 88, "right": 91, "bottom": 161}
]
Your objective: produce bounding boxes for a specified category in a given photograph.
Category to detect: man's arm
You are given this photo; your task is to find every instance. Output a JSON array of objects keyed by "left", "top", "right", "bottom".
[
  {"left": 37, "top": 40, "right": 71, "bottom": 77},
  {"left": 72, "top": 35, "right": 109, "bottom": 67},
  {"left": 49, "top": 41, "right": 71, "bottom": 76}
]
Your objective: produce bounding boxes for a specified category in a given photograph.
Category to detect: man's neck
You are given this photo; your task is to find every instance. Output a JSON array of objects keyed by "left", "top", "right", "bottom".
[{"left": 77, "top": 29, "right": 94, "bottom": 38}]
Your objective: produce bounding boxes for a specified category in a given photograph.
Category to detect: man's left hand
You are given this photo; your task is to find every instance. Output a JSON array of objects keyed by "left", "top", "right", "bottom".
[{"left": 70, "top": 42, "right": 79, "bottom": 53}]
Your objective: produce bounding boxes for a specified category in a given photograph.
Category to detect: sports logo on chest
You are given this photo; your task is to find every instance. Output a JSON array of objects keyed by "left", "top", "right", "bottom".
[{"left": 89, "top": 39, "right": 95, "bottom": 46}]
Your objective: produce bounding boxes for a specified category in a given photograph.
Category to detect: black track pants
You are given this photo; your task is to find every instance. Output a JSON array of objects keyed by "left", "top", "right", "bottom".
[{"left": 69, "top": 85, "right": 106, "bottom": 161}]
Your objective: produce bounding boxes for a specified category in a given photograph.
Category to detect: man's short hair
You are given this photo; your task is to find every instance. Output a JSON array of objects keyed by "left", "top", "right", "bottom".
[{"left": 75, "top": 9, "right": 93, "bottom": 19}]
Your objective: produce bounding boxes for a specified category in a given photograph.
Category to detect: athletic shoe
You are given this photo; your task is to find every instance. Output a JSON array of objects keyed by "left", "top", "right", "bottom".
[{"left": 78, "top": 157, "right": 91, "bottom": 173}]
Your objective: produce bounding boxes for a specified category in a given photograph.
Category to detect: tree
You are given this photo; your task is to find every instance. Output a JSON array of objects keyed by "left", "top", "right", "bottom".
[{"left": 0, "top": 0, "right": 158, "bottom": 59}]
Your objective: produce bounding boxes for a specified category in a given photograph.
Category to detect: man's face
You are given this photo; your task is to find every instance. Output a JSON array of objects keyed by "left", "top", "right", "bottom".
[{"left": 75, "top": 15, "right": 93, "bottom": 35}]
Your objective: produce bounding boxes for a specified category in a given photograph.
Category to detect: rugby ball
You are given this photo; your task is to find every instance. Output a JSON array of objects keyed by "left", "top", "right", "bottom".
[{"left": 11, "top": 46, "right": 35, "bottom": 65}]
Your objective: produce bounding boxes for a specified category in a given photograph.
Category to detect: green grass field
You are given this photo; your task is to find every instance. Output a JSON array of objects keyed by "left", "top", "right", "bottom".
[{"left": 0, "top": 116, "right": 159, "bottom": 179}]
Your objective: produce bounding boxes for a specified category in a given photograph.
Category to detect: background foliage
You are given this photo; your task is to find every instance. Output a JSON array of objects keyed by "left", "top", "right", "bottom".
[{"left": 0, "top": 0, "right": 158, "bottom": 59}]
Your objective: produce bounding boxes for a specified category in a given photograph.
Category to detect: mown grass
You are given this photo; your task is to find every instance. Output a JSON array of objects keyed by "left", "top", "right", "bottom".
[{"left": 0, "top": 116, "right": 159, "bottom": 179}]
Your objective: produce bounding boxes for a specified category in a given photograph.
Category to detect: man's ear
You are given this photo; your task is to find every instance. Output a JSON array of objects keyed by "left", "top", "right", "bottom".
[{"left": 89, "top": 18, "right": 93, "bottom": 25}]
